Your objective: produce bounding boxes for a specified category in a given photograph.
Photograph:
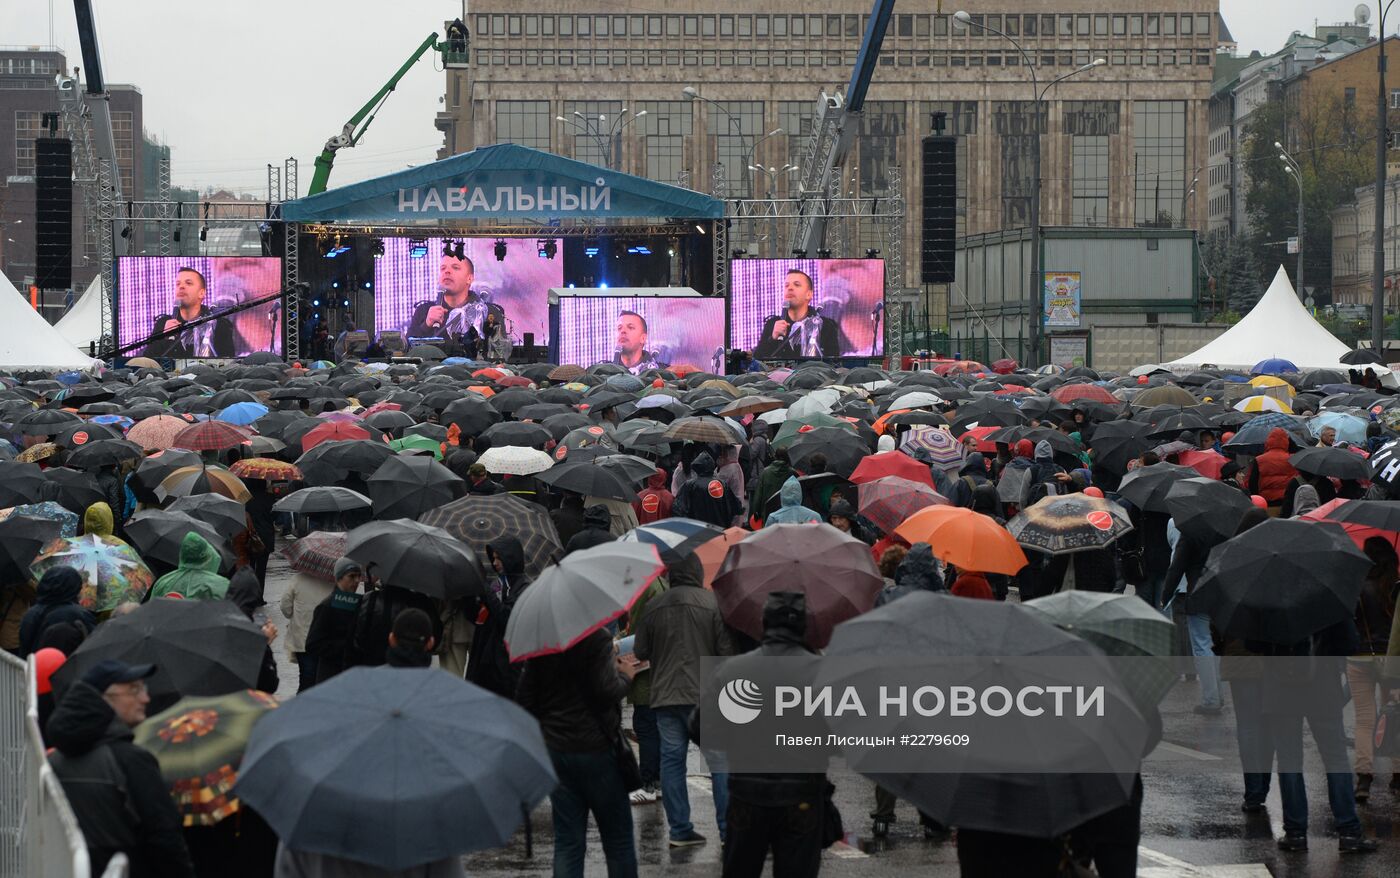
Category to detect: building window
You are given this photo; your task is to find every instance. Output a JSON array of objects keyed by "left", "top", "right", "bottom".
[
  {"left": 858, "top": 101, "right": 905, "bottom": 197},
  {"left": 1004, "top": 15, "right": 1018, "bottom": 36},
  {"left": 1196, "top": 14, "right": 1210, "bottom": 37},
  {"left": 508, "top": 15, "right": 521, "bottom": 36},
  {"left": 559, "top": 16, "right": 572, "bottom": 36},
  {"left": 666, "top": 16, "right": 679, "bottom": 37},
  {"left": 793, "top": 15, "right": 805, "bottom": 36},
  {"left": 739, "top": 15, "right": 752, "bottom": 37},
  {"left": 1391, "top": 89, "right": 1400, "bottom": 109},
  {"left": 993, "top": 102, "right": 1046, "bottom": 228},
  {"left": 1180, "top": 15, "right": 1192, "bottom": 35},
  {"left": 845, "top": 15, "right": 860, "bottom": 38},
  {"left": 1094, "top": 15, "right": 1108, "bottom": 36},
  {"left": 708, "top": 101, "right": 765, "bottom": 195},
  {"left": 613, "top": 16, "right": 626, "bottom": 36},
  {"left": 703, "top": 16, "right": 716, "bottom": 37},
  {"left": 1130, "top": 15, "right": 1143, "bottom": 36},
  {"left": 934, "top": 15, "right": 948, "bottom": 36},
  {"left": 1163, "top": 14, "right": 1176, "bottom": 36},
  {"left": 684, "top": 16, "right": 697, "bottom": 36},
  {"left": 1023, "top": 15, "right": 1037, "bottom": 36},
  {"left": 1133, "top": 100, "right": 1186, "bottom": 227},
  {"left": 1147, "top": 14, "right": 1159, "bottom": 36},
  {"left": 1071, "top": 136, "right": 1109, "bottom": 225},
  {"left": 721, "top": 15, "right": 734, "bottom": 36},
  {"left": 1113, "top": 15, "right": 1126, "bottom": 36},
  {"left": 1076, "top": 15, "right": 1090, "bottom": 36},
  {"left": 756, "top": 15, "right": 769, "bottom": 37}
]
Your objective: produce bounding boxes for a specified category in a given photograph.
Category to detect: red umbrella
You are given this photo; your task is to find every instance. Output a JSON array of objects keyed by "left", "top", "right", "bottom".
[
  {"left": 362, "top": 402, "right": 403, "bottom": 416},
  {"left": 171, "top": 421, "right": 251, "bottom": 452},
  {"left": 472, "top": 367, "right": 506, "bottom": 380},
  {"left": 849, "top": 450, "right": 936, "bottom": 489},
  {"left": 1176, "top": 449, "right": 1227, "bottom": 480},
  {"left": 933, "top": 361, "right": 989, "bottom": 376},
  {"left": 301, "top": 421, "right": 378, "bottom": 453},
  {"left": 993, "top": 385, "right": 1037, "bottom": 395},
  {"left": 1301, "top": 498, "right": 1400, "bottom": 553},
  {"left": 992, "top": 358, "right": 1019, "bottom": 374},
  {"left": 1050, "top": 384, "right": 1119, "bottom": 405},
  {"left": 857, "top": 476, "right": 949, "bottom": 533},
  {"left": 495, "top": 375, "right": 534, "bottom": 388},
  {"left": 957, "top": 425, "right": 1000, "bottom": 453}
]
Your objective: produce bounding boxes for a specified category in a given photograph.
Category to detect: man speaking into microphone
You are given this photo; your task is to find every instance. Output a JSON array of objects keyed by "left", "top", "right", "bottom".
[
  {"left": 752, "top": 268, "right": 840, "bottom": 360},
  {"left": 405, "top": 247, "right": 505, "bottom": 345}
]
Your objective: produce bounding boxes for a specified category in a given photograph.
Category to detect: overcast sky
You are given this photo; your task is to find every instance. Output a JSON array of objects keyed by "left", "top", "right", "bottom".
[{"left": 0, "top": 1, "right": 1386, "bottom": 196}]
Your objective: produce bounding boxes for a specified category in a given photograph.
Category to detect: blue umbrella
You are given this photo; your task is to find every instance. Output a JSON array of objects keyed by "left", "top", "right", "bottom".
[
  {"left": 89, "top": 414, "right": 135, "bottom": 431},
  {"left": 235, "top": 667, "right": 556, "bottom": 870},
  {"left": 214, "top": 402, "right": 270, "bottom": 426},
  {"left": 1309, "top": 411, "right": 1369, "bottom": 445},
  {"left": 1223, "top": 413, "right": 1309, "bottom": 453},
  {"left": 1251, "top": 358, "right": 1298, "bottom": 375},
  {"left": 0, "top": 502, "right": 79, "bottom": 537}
]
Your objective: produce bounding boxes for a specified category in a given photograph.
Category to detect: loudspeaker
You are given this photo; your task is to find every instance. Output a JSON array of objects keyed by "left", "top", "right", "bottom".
[
  {"left": 523, "top": 332, "right": 535, "bottom": 348},
  {"left": 920, "top": 135, "right": 957, "bottom": 285},
  {"left": 35, "top": 138, "right": 73, "bottom": 291}
]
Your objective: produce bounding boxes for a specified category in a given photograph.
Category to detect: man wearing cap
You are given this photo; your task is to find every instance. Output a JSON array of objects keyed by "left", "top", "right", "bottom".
[
  {"left": 47, "top": 660, "right": 195, "bottom": 876},
  {"left": 303, "top": 557, "right": 366, "bottom": 685}
]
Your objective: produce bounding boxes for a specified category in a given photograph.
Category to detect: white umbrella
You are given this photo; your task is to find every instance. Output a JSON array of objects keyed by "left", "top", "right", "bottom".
[
  {"left": 478, "top": 445, "right": 555, "bottom": 476},
  {"left": 758, "top": 408, "right": 789, "bottom": 425},
  {"left": 889, "top": 391, "right": 945, "bottom": 410}
]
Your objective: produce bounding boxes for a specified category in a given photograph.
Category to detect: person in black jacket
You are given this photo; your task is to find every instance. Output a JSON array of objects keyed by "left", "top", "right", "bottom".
[
  {"left": 563, "top": 505, "right": 615, "bottom": 555},
  {"left": 673, "top": 452, "right": 742, "bottom": 528},
  {"left": 347, "top": 580, "right": 443, "bottom": 669},
  {"left": 550, "top": 492, "right": 587, "bottom": 547},
  {"left": 303, "top": 558, "right": 365, "bottom": 685},
  {"left": 385, "top": 608, "right": 436, "bottom": 668},
  {"left": 225, "top": 566, "right": 280, "bottom": 694},
  {"left": 465, "top": 537, "right": 530, "bottom": 697},
  {"left": 47, "top": 660, "right": 196, "bottom": 877},
  {"left": 751, "top": 269, "right": 841, "bottom": 360},
  {"left": 19, "top": 567, "right": 96, "bottom": 659},
  {"left": 948, "top": 452, "right": 991, "bottom": 508},
  {"left": 517, "top": 628, "right": 640, "bottom": 878}
]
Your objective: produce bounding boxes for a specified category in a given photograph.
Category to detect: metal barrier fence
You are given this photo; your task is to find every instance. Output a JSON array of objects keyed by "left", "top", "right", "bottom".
[{"left": 0, "top": 650, "right": 96, "bottom": 878}]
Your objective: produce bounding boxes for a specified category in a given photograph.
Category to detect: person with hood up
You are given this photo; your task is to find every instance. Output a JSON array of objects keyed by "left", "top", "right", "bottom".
[
  {"left": 465, "top": 536, "right": 530, "bottom": 698},
  {"left": 19, "top": 566, "right": 96, "bottom": 658},
  {"left": 1289, "top": 483, "right": 1321, "bottom": 518},
  {"left": 149, "top": 532, "right": 229, "bottom": 601},
  {"left": 225, "top": 569, "right": 280, "bottom": 694},
  {"left": 83, "top": 501, "right": 126, "bottom": 545},
  {"left": 1281, "top": 473, "right": 1333, "bottom": 518},
  {"left": 347, "top": 576, "right": 443, "bottom": 669},
  {"left": 551, "top": 491, "right": 588, "bottom": 546},
  {"left": 875, "top": 543, "right": 945, "bottom": 606},
  {"left": 47, "top": 660, "right": 196, "bottom": 876},
  {"left": 1245, "top": 427, "right": 1298, "bottom": 513},
  {"left": 278, "top": 554, "right": 335, "bottom": 692},
  {"left": 747, "top": 421, "right": 773, "bottom": 482},
  {"left": 764, "top": 476, "right": 822, "bottom": 525},
  {"left": 564, "top": 504, "right": 617, "bottom": 554},
  {"left": 716, "top": 446, "right": 748, "bottom": 520},
  {"left": 827, "top": 499, "right": 873, "bottom": 544},
  {"left": 749, "top": 447, "right": 796, "bottom": 527},
  {"left": 633, "top": 467, "right": 674, "bottom": 525},
  {"left": 672, "top": 452, "right": 742, "bottom": 528},
  {"left": 948, "top": 452, "right": 991, "bottom": 508},
  {"left": 951, "top": 571, "right": 994, "bottom": 600}
]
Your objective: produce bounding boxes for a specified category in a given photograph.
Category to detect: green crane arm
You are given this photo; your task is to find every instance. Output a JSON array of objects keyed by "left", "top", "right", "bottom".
[{"left": 306, "top": 32, "right": 441, "bottom": 196}]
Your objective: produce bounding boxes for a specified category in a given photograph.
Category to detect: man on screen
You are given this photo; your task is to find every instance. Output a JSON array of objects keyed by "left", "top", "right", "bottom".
[
  {"left": 612, "top": 310, "right": 666, "bottom": 374},
  {"left": 146, "top": 267, "right": 235, "bottom": 358},
  {"left": 405, "top": 250, "right": 505, "bottom": 347},
  {"left": 753, "top": 269, "right": 841, "bottom": 360}
]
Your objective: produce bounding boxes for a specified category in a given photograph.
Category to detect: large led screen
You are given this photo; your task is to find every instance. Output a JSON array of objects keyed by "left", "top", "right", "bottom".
[
  {"left": 728, "top": 258, "right": 885, "bottom": 359},
  {"left": 373, "top": 237, "right": 556, "bottom": 347},
  {"left": 117, "top": 257, "right": 284, "bottom": 358},
  {"left": 558, "top": 296, "right": 727, "bottom": 374}
]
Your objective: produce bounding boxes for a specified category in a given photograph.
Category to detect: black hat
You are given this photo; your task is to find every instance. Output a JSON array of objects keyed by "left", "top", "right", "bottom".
[{"left": 81, "top": 659, "right": 156, "bottom": 692}]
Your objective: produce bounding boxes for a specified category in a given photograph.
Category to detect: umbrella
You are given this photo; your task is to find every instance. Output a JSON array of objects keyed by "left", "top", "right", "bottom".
[
  {"left": 1234, "top": 395, "right": 1292, "bottom": 414},
  {"left": 1251, "top": 357, "right": 1298, "bottom": 375},
  {"left": 716, "top": 396, "right": 784, "bottom": 418},
  {"left": 479, "top": 421, "right": 555, "bottom": 450},
  {"left": 272, "top": 486, "right": 372, "bottom": 515},
  {"left": 505, "top": 542, "right": 664, "bottom": 661},
  {"left": 1316, "top": 499, "right": 1400, "bottom": 533},
  {"left": 895, "top": 506, "right": 1028, "bottom": 575},
  {"left": 1129, "top": 384, "right": 1198, "bottom": 409},
  {"left": 127, "top": 415, "right": 198, "bottom": 451},
  {"left": 228, "top": 458, "right": 302, "bottom": 483},
  {"left": 788, "top": 427, "right": 869, "bottom": 479},
  {"left": 214, "top": 402, "right": 270, "bottom": 426},
  {"left": 1007, "top": 495, "right": 1133, "bottom": 555},
  {"left": 712, "top": 523, "right": 883, "bottom": 649},
  {"left": 1172, "top": 449, "right": 1227, "bottom": 480},
  {"left": 133, "top": 689, "right": 280, "bottom": 827},
  {"left": 15, "top": 408, "right": 83, "bottom": 437},
  {"left": 533, "top": 460, "right": 636, "bottom": 502},
  {"left": 1165, "top": 477, "right": 1255, "bottom": 543},
  {"left": 772, "top": 413, "right": 854, "bottom": 450},
  {"left": 848, "top": 450, "right": 937, "bottom": 490},
  {"left": 856, "top": 476, "right": 948, "bottom": 534},
  {"left": 366, "top": 455, "right": 465, "bottom": 520},
  {"left": 1115, "top": 463, "right": 1197, "bottom": 513},
  {"left": 477, "top": 445, "right": 554, "bottom": 476},
  {"left": 171, "top": 421, "right": 251, "bottom": 453},
  {"left": 0, "top": 502, "right": 78, "bottom": 538},
  {"left": 663, "top": 416, "right": 742, "bottom": 445},
  {"left": 1050, "top": 383, "right": 1118, "bottom": 405},
  {"left": 16, "top": 442, "right": 61, "bottom": 464},
  {"left": 0, "top": 514, "right": 63, "bottom": 582},
  {"left": 343, "top": 519, "right": 484, "bottom": 599},
  {"left": 1086, "top": 420, "right": 1155, "bottom": 476},
  {"left": 418, "top": 494, "right": 562, "bottom": 579},
  {"left": 125, "top": 510, "right": 232, "bottom": 570},
  {"left": 1289, "top": 446, "right": 1371, "bottom": 480},
  {"left": 235, "top": 666, "right": 556, "bottom": 870},
  {"left": 439, "top": 397, "right": 503, "bottom": 434},
  {"left": 1308, "top": 411, "right": 1369, "bottom": 445},
  {"left": 1022, "top": 591, "right": 1177, "bottom": 712},
  {"left": 1193, "top": 519, "right": 1370, "bottom": 644},
  {"left": 31, "top": 534, "right": 156, "bottom": 612},
  {"left": 44, "top": 467, "right": 106, "bottom": 515},
  {"left": 0, "top": 461, "right": 48, "bottom": 507},
  {"left": 281, "top": 531, "right": 348, "bottom": 580},
  {"left": 619, "top": 518, "right": 726, "bottom": 566},
  {"left": 63, "top": 439, "right": 144, "bottom": 471},
  {"left": 295, "top": 439, "right": 395, "bottom": 486},
  {"left": 157, "top": 466, "right": 252, "bottom": 504},
  {"left": 166, "top": 494, "right": 249, "bottom": 539},
  {"left": 52, "top": 598, "right": 265, "bottom": 713},
  {"left": 301, "top": 421, "right": 377, "bottom": 453},
  {"left": 591, "top": 453, "right": 664, "bottom": 486}
]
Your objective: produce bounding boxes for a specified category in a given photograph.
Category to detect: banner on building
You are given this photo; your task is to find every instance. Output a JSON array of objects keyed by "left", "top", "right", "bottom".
[
  {"left": 1049, "top": 334, "right": 1089, "bottom": 370},
  {"left": 1043, "top": 271, "right": 1082, "bottom": 328}
]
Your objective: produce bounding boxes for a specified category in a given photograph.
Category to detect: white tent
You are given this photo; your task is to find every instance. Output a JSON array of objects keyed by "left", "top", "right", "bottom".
[
  {"left": 1166, "top": 266, "right": 1351, "bottom": 372},
  {"left": 0, "top": 273, "right": 103, "bottom": 372},
  {"left": 55, "top": 275, "right": 103, "bottom": 353}
]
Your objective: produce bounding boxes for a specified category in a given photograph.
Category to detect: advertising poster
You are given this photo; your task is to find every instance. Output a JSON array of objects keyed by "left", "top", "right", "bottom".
[
  {"left": 1043, "top": 271, "right": 1082, "bottom": 328},
  {"left": 1049, "top": 334, "right": 1090, "bottom": 370}
]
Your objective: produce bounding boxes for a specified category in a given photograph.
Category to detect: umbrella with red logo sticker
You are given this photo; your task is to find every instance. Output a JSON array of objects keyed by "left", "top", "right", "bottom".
[{"left": 1007, "top": 494, "right": 1134, "bottom": 555}]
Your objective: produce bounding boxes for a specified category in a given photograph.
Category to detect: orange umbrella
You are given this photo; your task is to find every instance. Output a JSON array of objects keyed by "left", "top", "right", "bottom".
[
  {"left": 694, "top": 526, "right": 749, "bottom": 589},
  {"left": 871, "top": 408, "right": 911, "bottom": 436},
  {"left": 895, "top": 506, "right": 1028, "bottom": 575}
]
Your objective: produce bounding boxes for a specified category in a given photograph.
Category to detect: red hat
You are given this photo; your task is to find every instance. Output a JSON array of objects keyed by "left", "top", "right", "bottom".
[
  {"left": 33, "top": 648, "right": 66, "bottom": 696},
  {"left": 1137, "top": 375, "right": 1150, "bottom": 385},
  {"left": 1014, "top": 439, "right": 1035, "bottom": 459},
  {"left": 1083, "top": 486, "right": 1104, "bottom": 498},
  {"left": 1222, "top": 431, "right": 1236, "bottom": 444},
  {"left": 951, "top": 572, "right": 994, "bottom": 600},
  {"left": 1249, "top": 494, "right": 1268, "bottom": 509}
]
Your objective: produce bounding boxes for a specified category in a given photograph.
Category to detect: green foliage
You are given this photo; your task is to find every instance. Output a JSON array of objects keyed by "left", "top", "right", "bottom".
[{"left": 1199, "top": 229, "right": 1263, "bottom": 313}]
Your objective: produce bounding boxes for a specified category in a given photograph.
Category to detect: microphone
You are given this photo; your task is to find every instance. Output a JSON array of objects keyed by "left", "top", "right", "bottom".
[{"left": 872, "top": 301, "right": 884, "bottom": 321}]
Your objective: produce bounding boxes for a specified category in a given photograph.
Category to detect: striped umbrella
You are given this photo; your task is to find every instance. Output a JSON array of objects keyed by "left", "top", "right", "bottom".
[
  {"left": 620, "top": 518, "right": 726, "bottom": 565},
  {"left": 171, "top": 421, "right": 251, "bottom": 452},
  {"left": 857, "top": 476, "right": 949, "bottom": 534},
  {"left": 1233, "top": 395, "right": 1292, "bottom": 414},
  {"left": 156, "top": 466, "right": 252, "bottom": 504},
  {"left": 898, "top": 426, "right": 966, "bottom": 473}
]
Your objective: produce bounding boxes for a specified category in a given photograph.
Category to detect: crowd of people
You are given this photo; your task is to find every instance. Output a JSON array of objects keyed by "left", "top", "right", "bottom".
[{"left": 3, "top": 349, "right": 1400, "bottom": 877}]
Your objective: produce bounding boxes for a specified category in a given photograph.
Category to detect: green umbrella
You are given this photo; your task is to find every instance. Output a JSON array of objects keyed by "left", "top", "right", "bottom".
[
  {"left": 1021, "top": 591, "right": 1176, "bottom": 712},
  {"left": 388, "top": 434, "right": 444, "bottom": 459},
  {"left": 772, "top": 412, "right": 855, "bottom": 450}
]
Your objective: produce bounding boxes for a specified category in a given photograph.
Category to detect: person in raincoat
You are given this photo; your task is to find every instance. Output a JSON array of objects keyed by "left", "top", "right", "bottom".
[
  {"left": 149, "top": 533, "right": 230, "bottom": 601},
  {"left": 672, "top": 452, "right": 742, "bottom": 528},
  {"left": 18, "top": 567, "right": 95, "bottom": 658},
  {"left": 749, "top": 447, "right": 795, "bottom": 527},
  {"left": 633, "top": 468, "right": 674, "bottom": 525},
  {"left": 465, "top": 537, "right": 530, "bottom": 699},
  {"left": 563, "top": 505, "right": 617, "bottom": 555},
  {"left": 764, "top": 476, "right": 822, "bottom": 525}
]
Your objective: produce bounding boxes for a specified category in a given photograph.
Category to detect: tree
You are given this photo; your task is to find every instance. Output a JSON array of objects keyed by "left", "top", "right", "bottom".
[{"left": 1200, "top": 229, "right": 1263, "bottom": 313}]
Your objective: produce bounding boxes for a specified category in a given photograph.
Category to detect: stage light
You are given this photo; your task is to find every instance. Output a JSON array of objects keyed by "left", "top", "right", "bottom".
[
  {"left": 731, "top": 248, "right": 747, "bottom": 259},
  {"left": 599, "top": 281, "right": 608, "bottom": 289},
  {"left": 453, "top": 241, "right": 466, "bottom": 260},
  {"left": 173, "top": 227, "right": 181, "bottom": 243},
  {"left": 199, "top": 225, "right": 208, "bottom": 242},
  {"left": 695, "top": 224, "right": 706, "bottom": 234},
  {"left": 537, "top": 238, "right": 557, "bottom": 260},
  {"left": 442, "top": 239, "right": 456, "bottom": 257},
  {"left": 331, "top": 282, "right": 339, "bottom": 289},
  {"left": 791, "top": 248, "right": 807, "bottom": 258},
  {"left": 817, "top": 248, "right": 832, "bottom": 259},
  {"left": 408, "top": 237, "right": 428, "bottom": 258},
  {"left": 342, "top": 299, "right": 350, "bottom": 308},
  {"left": 865, "top": 249, "right": 880, "bottom": 259},
  {"left": 120, "top": 225, "right": 130, "bottom": 239},
  {"left": 313, "top": 299, "right": 321, "bottom": 306},
  {"left": 363, "top": 281, "right": 372, "bottom": 289},
  {"left": 584, "top": 246, "right": 599, "bottom": 258},
  {"left": 370, "top": 238, "right": 385, "bottom": 258},
  {"left": 494, "top": 239, "right": 507, "bottom": 261}
]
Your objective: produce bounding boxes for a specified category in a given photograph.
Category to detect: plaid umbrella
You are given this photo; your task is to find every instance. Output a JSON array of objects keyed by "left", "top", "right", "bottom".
[
  {"left": 281, "top": 531, "right": 347, "bottom": 580},
  {"left": 171, "top": 421, "right": 251, "bottom": 453},
  {"left": 898, "top": 426, "right": 966, "bottom": 473},
  {"left": 0, "top": 502, "right": 79, "bottom": 538},
  {"left": 419, "top": 493, "right": 562, "bottom": 578},
  {"left": 663, "top": 416, "right": 743, "bottom": 445},
  {"left": 134, "top": 690, "right": 280, "bottom": 827},
  {"left": 477, "top": 445, "right": 554, "bottom": 476},
  {"left": 229, "top": 458, "right": 303, "bottom": 482},
  {"left": 547, "top": 364, "right": 585, "bottom": 382},
  {"left": 857, "top": 476, "right": 948, "bottom": 534},
  {"left": 619, "top": 517, "right": 726, "bottom": 565},
  {"left": 157, "top": 466, "right": 253, "bottom": 504},
  {"left": 1008, "top": 495, "right": 1134, "bottom": 555},
  {"left": 31, "top": 534, "right": 155, "bottom": 612}
]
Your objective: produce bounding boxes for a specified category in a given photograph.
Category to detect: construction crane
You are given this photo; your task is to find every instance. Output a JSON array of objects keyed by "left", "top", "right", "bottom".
[
  {"left": 307, "top": 27, "right": 464, "bottom": 196},
  {"left": 791, "top": 0, "right": 896, "bottom": 255}
]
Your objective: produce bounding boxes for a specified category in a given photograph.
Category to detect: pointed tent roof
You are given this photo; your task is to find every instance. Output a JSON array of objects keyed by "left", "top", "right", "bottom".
[
  {"left": 55, "top": 274, "right": 103, "bottom": 351},
  {"left": 281, "top": 143, "right": 724, "bottom": 224},
  {"left": 0, "top": 273, "right": 103, "bottom": 372},
  {"left": 1166, "top": 266, "right": 1351, "bottom": 372}
]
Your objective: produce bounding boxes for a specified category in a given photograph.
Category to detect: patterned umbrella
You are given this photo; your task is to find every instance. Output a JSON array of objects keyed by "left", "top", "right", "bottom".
[
  {"left": 16, "top": 442, "right": 61, "bottom": 464},
  {"left": 157, "top": 466, "right": 252, "bottom": 504},
  {"left": 229, "top": 458, "right": 303, "bottom": 482},
  {"left": 281, "top": 531, "right": 347, "bottom": 580},
  {"left": 31, "top": 534, "right": 155, "bottom": 612},
  {"left": 547, "top": 364, "right": 585, "bottom": 382},
  {"left": 619, "top": 518, "right": 726, "bottom": 565},
  {"left": 857, "top": 476, "right": 948, "bottom": 534},
  {"left": 662, "top": 416, "right": 743, "bottom": 445},
  {"left": 0, "top": 502, "right": 79, "bottom": 538},
  {"left": 134, "top": 690, "right": 280, "bottom": 827},
  {"left": 1233, "top": 395, "right": 1292, "bottom": 414},
  {"left": 898, "top": 426, "right": 966, "bottom": 473},
  {"left": 1050, "top": 383, "right": 1119, "bottom": 405},
  {"left": 128, "top": 415, "right": 199, "bottom": 451},
  {"left": 170, "top": 421, "right": 251, "bottom": 453},
  {"left": 1007, "top": 494, "right": 1134, "bottom": 555},
  {"left": 477, "top": 445, "right": 554, "bottom": 476},
  {"left": 419, "top": 493, "right": 562, "bottom": 578}
]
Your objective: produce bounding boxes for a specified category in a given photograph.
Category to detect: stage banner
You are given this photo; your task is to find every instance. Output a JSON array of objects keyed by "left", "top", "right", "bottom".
[{"left": 1043, "top": 271, "right": 1082, "bottom": 328}]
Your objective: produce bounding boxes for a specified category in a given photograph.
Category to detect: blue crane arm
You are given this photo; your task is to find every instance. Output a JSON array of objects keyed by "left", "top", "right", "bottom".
[{"left": 845, "top": 0, "right": 898, "bottom": 113}]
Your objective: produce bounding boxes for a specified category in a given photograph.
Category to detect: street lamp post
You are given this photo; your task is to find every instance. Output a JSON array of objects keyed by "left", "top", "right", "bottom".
[
  {"left": 682, "top": 86, "right": 781, "bottom": 198},
  {"left": 749, "top": 163, "right": 797, "bottom": 255},
  {"left": 554, "top": 108, "right": 648, "bottom": 171},
  {"left": 1376, "top": 1, "right": 1398, "bottom": 355},
  {"left": 1275, "top": 141, "right": 1305, "bottom": 300},
  {"left": 954, "top": 11, "right": 1104, "bottom": 367}
]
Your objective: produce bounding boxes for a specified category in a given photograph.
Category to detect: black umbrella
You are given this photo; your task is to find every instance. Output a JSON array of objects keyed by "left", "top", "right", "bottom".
[
  {"left": 53, "top": 422, "right": 123, "bottom": 448},
  {"left": 1115, "top": 462, "right": 1198, "bottom": 513},
  {"left": 15, "top": 409, "right": 83, "bottom": 436},
  {"left": 0, "top": 514, "right": 63, "bottom": 581},
  {"left": 592, "top": 453, "right": 662, "bottom": 486},
  {"left": 985, "top": 425, "right": 1081, "bottom": 458},
  {"left": 125, "top": 510, "right": 234, "bottom": 571},
  {"left": 272, "top": 486, "right": 372, "bottom": 514},
  {"left": 419, "top": 493, "right": 563, "bottom": 578},
  {"left": 64, "top": 438, "right": 145, "bottom": 471},
  {"left": 295, "top": 439, "right": 395, "bottom": 486},
  {"left": 44, "top": 467, "right": 104, "bottom": 514},
  {"left": 366, "top": 455, "right": 466, "bottom": 520},
  {"left": 435, "top": 397, "right": 500, "bottom": 435},
  {"left": 513, "top": 403, "right": 575, "bottom": 422},
  {"left": 1341, "top": 348, "right": 1385, "bottom": 365},
  {"left": 52, "top": 598, "right": 265, "bottom": 713},
  {"left": 1146, "top": 411, "right": 1213, "bottom": 441},
  {"left": 949, "top": 398, "right": 1024, "bottom": 432},
  {"left": 480, "top": 421, "right": 553, "bottom": 449},
  {"left": 487, "top": 388, "right": 539, "bottom": 416},
  {"left": 1193, "top": 518, "right": 1370, "bottom": 644},
  {"left": 129, "top": 450, "right": 203, "bottom": 503},
  {"left": 0, "top": 461, "right": 49, "bottom": 507},
  {"left": 363, "top": 410, "right": 417, "bottom": 436},
  {"left": 343, "top": 519, "right": 484, "bottom": 598},
  {"left": 787, "top": 427, "right": 870, "bottom": 479},
  {"left": 166, "top": 493, "right": 249, "bottom": 539},
  {"left": 540, "top": 412, "right": 593, "bottom": 442},
  {"left": 1085, "top": 420, "right": 1155, "bottom": 476},
  {"left": 1165, "top": 477, "right": 1254, "bottom": 543},
  {"left": 533, "top": 461, "right": 637, "bottom": 502},
  {"left": 1289, "top": 446, "right": 1371, "bottom": 480},
  {"left": 1321, "top": 499, "right": 1400, "bottom": 532}
]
